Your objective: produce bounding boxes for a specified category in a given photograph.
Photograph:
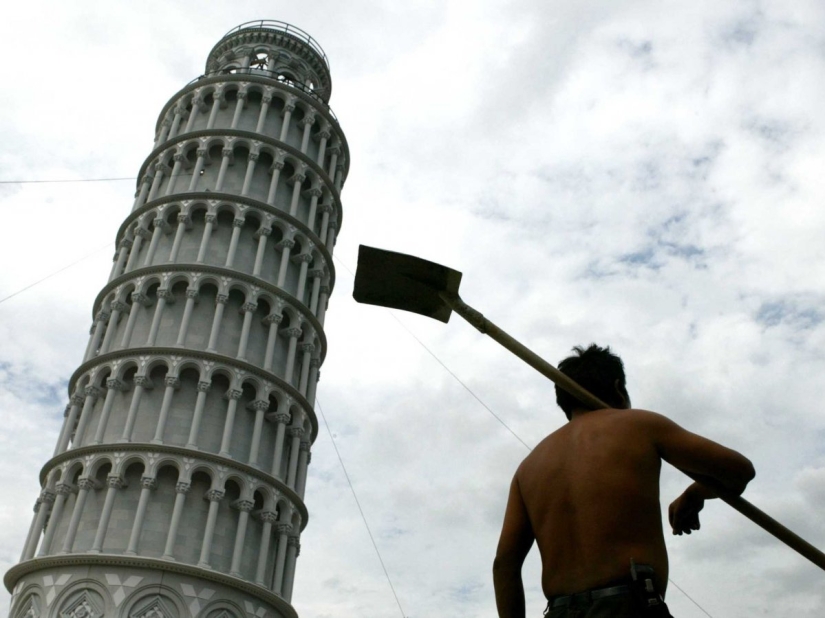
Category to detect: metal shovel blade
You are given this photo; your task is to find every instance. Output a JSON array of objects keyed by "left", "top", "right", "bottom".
[{"left": 353, "top": 245, "right": 463, "bottom": 323}]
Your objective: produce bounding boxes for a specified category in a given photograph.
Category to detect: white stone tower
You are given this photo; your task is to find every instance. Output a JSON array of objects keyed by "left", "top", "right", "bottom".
[{"left": 5, "top": 20, "right": 347, "bottom": 618}]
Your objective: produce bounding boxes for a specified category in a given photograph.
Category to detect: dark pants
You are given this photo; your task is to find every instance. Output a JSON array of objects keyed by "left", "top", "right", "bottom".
[{"left": 545, "top": 592, "right": 673, "bottom": 617}]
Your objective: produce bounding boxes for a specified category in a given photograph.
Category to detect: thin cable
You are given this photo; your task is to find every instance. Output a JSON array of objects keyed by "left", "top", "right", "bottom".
[
  {"left": 316, "top": 396, "right": 407, "bottom": 618},
  {"left": 0, "top": 177, "right": 134, "bottom": 185},
  {"left": 0, "top": 168, "right": 208, "bottom": 186},
  {"left": 0, "top": 242, "right": 114, "bottom": 305},
  {"left": 388, "top": 311, "right": 533, "bottom": 451},
  {"left": 667, "top": 578, "right": 715, "bottom": 618},
  {"left": 334, "top": 253, "right": 532, "bottom": 450}
]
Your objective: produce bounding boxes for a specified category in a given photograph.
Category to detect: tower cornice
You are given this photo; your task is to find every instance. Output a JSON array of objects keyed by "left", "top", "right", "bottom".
[
  {"left": 5, "top": 555, "right": 299, "bottom": 617},
  {"left": 93, "top": 263, "right": 330, "bottom": 356},
  {"left": 115, "top": 191, "right": 337, "bottom": 290},
  {"left": 68, "top": 346, "right": 320, "bottom": 440},
  {"left": 152, "top": 75, "right": 349, "bottom": 173},
  {"left": 38, "top": 443, "right": 309, "bottom": 527},
  {"left": 139, "top": 127, "right": 347, "bottom": 213}
]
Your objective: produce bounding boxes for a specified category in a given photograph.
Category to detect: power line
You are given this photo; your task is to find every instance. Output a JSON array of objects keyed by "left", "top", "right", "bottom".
[
  {"left": 668, "top": 578, "right": 715, "bottom": 618},
  {"left": 0, "top": 177, "right": 134, "bottom": 185},
  {"left": 333, "top": 254, "right": 533, "bottom": 451},
  {"left": 316, "top": 397, "right": 408, "bottom": 618},
  {"left": 0, "top": 242, "right": 114, "bottom": 306}
]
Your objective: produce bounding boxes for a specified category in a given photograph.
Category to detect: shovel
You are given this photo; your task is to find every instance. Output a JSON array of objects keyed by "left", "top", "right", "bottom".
[{"left": 352, "top": 244, "right": 825, "bottom": 572}]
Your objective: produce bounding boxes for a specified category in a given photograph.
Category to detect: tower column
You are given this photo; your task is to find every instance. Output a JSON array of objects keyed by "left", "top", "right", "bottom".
[
  {"left": 298, "top": 342, "right": 314, "bottom": 395},
  {"left": 38, "top": 483, "right": 71, "bottom": 556},
  {"left": 92, "top": 378, "right": 125, "bottom": 444},
  {"left": 296, "top": 441, "right": 311, "bottom": 497},
  {"left": 175, "top": 288, "right": 199, "bottom": 346},
  {"left": 306, "top": 357, "right": 321, "bottom": 405},
  {"left": 262, "top": 312, "right": 283, "bottom": 372},
  {"left": 252, "top": 225, "right": 272, "bottom": 276},
  {"left": 162, "top": 481, "right": 190, "bottom": 559},
  {"left": 169, "top": 212, "right": 192, "bottom": 261},
  {"left": 286, "top": 426, "right": 304, "bottom": 488},
  {"left": 146, "top": 289, "right": 173, "bottom": 345},
  {"left": 144, "top": 218, "right": 169, "bottom": 265},
  {"left": 72, "top": 385, "right": 101, "bottom": 449},
  {"left": 125, "top": 477, "right": 157, "bottom": 555},
  {"left": 215, "top": 148, "right": 233, "bottom": 191},
  {"left": 99, "top": 301, "right": 127, "bottom": 354},
  {"left": 184, "top": 96, "right": 202, "bottom": 133},
  {"left": 152, "top": 376, "right": 180, "bottom": 444},
  {"left": 279, "top": 98, "right": 296, "bottom": 141},
  {"left": 206, "top": 294, "right": 229, "bottom": 352},
  {"left": 276, "top": 236, "right": 295, "bottom": 287},
  {"left": 131, "top": 176, "right": 152, "bottom": 211},
  {"left": 229, "top": 499, "right": 255, "bottom": 576},
  {"left": 270, "top": 411, "right": 291, "bottom": 479},
  {"left": 61, "top": 478, "right": 96, "bottom": 553},
  {"left": 309, "top": 268, "right": 324, "bottom": 314},
  {"left": 255, "top": 93, "right": 272, "bottom": 133},
  {"left": 230, "top": 91, "right": 247, "bottom": 129},
  {"left": 266, "top": 158, "right": 284, "bottom": 205},
  {"left": 89, "top": 474, "right": 125, "bottom": 553},
  {"left": 197, "top": 489, "right": 225, "bottom": 568},
  {"left": 287, "top": 171, "right": 306, "bottom": 217},
  {"left": 164, "top": 154, "right": 185, "bottom": 196},
  {"left": 120, "top": 376, "right": 151, "bottom": 442},
  {"left": 120, "top": 292, "right": 148, "bottom": 349},
  {"left": 83, "top": 311, "right": 109, "bottom": 362},
  {"left": 247, "top": 400, "right": 269, "bottom": 467},
  {"left": 110, "top": 238, "right": 133, "bottom": 280},
  {"left": 125, "top": 226, "right": 151, "bottom": 272},
  {"left": 272, "top": 522, "right": 292, "bottom": 593},
  {"left": 187, "top": 149, "right": 207, "bottom": 192},
  {"left": 196, "top": 213, "right": 217, "bottom": 262},
  {"left": 218, "top": 389, "right": 243, "bottom": 456},
  {"left": 255, "top": 511, "right": 278, "bottom": 585},
  {"left": 241, "top": 152, "right": 259, "bottom": 196},
  {"left": 282, "top": 327, "right": 302, "bottom": 385},
  {"left": 55, "top": 395, "right": 84, "bottom": 455},
  {"left": 236, "top": 301, "right": 258, "bottom": 361},
  {"left": 21, "top": 490, "right": 54, "bottom": 560},
  {"left": 186, "top": 380, "right": 212, "bottom": 448},
  {"left": 282, "top": 535, "right": 301, "bottom": 601},
  {"left": 293, "top": 252, "right": 313, "bottom": 301},
  {"left": 224, "top": 217, "right": 245, "bottom": 268}
]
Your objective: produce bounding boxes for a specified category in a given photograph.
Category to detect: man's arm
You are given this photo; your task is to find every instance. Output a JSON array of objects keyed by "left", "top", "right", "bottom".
[
  {"left": 643, "top": 411, "right": 756, "bottom": 534},
  {"left": 493, "top": 474, "right": 535, "bottom": 618}
]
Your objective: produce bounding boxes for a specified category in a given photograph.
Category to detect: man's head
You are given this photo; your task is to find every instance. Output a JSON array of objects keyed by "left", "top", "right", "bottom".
[{"left": 555, "top": 344, "right": 629, "bottom": 420}]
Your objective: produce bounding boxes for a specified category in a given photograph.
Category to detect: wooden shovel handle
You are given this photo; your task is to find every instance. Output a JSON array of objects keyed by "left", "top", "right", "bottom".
[{"left": 442, "top": 293, "right": 825, "bottom": 572}]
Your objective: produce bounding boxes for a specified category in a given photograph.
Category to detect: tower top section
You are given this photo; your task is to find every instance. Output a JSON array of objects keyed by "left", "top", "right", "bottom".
[{"left": 206, "top": 20, "right": 333, "bottom": 103}]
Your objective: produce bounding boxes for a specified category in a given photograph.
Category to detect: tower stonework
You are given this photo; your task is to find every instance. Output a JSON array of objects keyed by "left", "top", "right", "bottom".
[{"left": 5, "top": 21, "right": 347, "bottom": 618}]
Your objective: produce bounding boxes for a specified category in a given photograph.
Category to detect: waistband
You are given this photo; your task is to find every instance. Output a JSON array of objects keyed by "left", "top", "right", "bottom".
[{"left": 547, "top": 582, "right": 631, "bottom": 610}]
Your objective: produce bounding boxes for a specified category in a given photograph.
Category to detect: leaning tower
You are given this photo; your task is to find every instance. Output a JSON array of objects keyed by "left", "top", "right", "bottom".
[{"left": 5, "top": 20, "right": 347, "bottom": 618}]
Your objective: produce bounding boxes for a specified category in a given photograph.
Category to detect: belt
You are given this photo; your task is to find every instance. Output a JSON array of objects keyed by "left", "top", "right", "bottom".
[{"left": 549, "top": 584, "right": 631, "bottom": 609}]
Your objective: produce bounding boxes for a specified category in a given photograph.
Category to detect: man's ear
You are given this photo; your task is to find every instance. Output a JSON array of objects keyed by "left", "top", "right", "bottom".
[{"left": 614, "top": 379, "right": 631, "bottom": 409}]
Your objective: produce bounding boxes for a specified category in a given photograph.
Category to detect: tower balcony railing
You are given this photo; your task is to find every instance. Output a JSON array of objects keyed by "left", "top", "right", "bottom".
[
  {"left": 187, "top": 69, "right": 338, "bottom": 122},
  {"left": 221, "top": 20, "right": 329, "bottom": 70}
]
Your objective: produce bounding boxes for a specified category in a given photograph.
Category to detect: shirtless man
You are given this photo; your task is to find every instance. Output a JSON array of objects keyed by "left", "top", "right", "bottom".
[{"left": 493, "top": 344, "right": 755, "bottom": 617}]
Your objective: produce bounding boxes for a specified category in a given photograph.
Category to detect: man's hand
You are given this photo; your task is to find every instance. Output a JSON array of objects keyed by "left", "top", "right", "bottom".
[{"left": 668, "top": 483, "right": 708, "bottom": 535}]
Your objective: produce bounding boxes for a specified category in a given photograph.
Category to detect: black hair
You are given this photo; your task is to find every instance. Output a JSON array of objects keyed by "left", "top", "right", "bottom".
[{"left": 555, "top": 344, "right": 627, "bottom": 420}]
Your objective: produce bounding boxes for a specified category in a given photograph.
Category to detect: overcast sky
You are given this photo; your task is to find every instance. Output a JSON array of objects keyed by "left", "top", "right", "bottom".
[{"left": 1, "top": 1, "right": 825, "bottom": 617}]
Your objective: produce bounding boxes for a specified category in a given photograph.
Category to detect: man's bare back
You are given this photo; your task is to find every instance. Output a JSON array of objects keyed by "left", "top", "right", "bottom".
[{"left": 517, "top": 408, "right": 669, "bottom": 597}]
